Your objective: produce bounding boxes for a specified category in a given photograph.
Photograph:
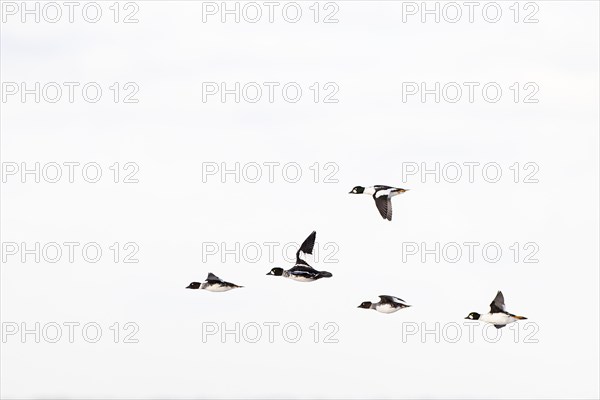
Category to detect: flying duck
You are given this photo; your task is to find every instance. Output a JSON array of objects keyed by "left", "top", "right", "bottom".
[
  {"left": 266, "top": 231, "right": 333, "bottom": 282},
  {"left": 349, "top": 185, "right": 409, "bottom": 221},
  {"left": 358, "top": 295, "right": 411, "bottom": 314},
  {"left": 465, "top": 291, "right": 527, "bottom": 329},
  {"left": 186, "top": 273, "right": 243, "bottom": 292}
]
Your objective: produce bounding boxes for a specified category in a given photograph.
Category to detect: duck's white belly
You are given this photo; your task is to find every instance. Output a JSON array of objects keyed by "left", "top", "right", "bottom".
[
  {"left": 287, "top": 274, "right": 315, "bottom": 282},
  {"left": 203, "top": 284, "right": 233, "bottom": 292},
  {"left": 480, "top": 313, "right": 516, "bottom": 325},
  {"left": 375, "top": 304, "right": 400, "bottom": 314}
]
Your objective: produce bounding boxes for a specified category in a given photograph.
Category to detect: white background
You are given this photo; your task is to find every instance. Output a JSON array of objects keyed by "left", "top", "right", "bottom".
[{"left": 1, "top": 1, "right": 599, "bottom": 398}]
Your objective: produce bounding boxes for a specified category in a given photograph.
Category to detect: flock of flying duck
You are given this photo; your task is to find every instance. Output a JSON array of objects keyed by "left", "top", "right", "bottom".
[{"left": 186, "top": 185, "right": 528, "bottom": 329}]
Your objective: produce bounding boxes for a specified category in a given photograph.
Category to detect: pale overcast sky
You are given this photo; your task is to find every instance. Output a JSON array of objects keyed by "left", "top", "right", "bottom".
[{"left": 1, "top": 1, "right": 599, "bottom": 398}]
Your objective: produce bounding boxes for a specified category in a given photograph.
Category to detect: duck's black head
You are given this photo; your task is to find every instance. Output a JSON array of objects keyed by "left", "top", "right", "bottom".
[
  {"left": 186, "top": 282, "right": 201, "bottom": 289},
  {"left": 266, "top": 268, "right": 284, "bottom": 276},
  {"left": 349, "top": 186, "right": 365, "bottom": 194},
  {"left": 465, "top": 312, "right": 480, "bottom": 320},
  {"left": 358, "top": 301, "right": 372, "bottom": 309}
]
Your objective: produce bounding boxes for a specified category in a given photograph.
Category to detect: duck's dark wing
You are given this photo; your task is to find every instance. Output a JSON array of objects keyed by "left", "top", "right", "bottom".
[
  {"left": 206, "top": 273, "right": 223, "bottom": 283},
  {"left": 374, "top": 185, "right": 395, "bottom": 191},
  {"left": 288, "top": 264, "right": 321, "bottom": 279},
  {"left": 373, "top": 194, "right": 392, "bottom": 221},
  {"left": 289, "top": 264, "right": 319, "bottom": 274},
  {"left": 379, "top": 295, "right": 406, "bottom": 305},
  {"left": 489, "top": 291, "right": 506, "bottom": 313},
  {"left": 296, "top": 231, "right": 316, "bottom": 263}
]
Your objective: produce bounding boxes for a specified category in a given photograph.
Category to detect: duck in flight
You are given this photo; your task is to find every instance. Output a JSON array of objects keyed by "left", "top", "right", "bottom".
[
  {"left": 186, "top": 273, "right": 243, "bottom": 292},
  {"left": 465, "top": 291, "right": 527, "bottom": 329},
  {"left": 349, "top": 185, "right": 409, "bottom": 221},
  {"left": 266, "top": 231, "right": 333, "bottom": 282},
  {"left": 358, "top": 295, "right": 411, "bottom": 314}
]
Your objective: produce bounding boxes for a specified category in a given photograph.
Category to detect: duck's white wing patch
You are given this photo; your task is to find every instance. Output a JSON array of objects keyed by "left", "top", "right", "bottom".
[
  {"left": 390, "top": 296, "right": 406, "bottom": 304},
  {"left": 374, "top": 188, "right": 393, "bottom": 197}
]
